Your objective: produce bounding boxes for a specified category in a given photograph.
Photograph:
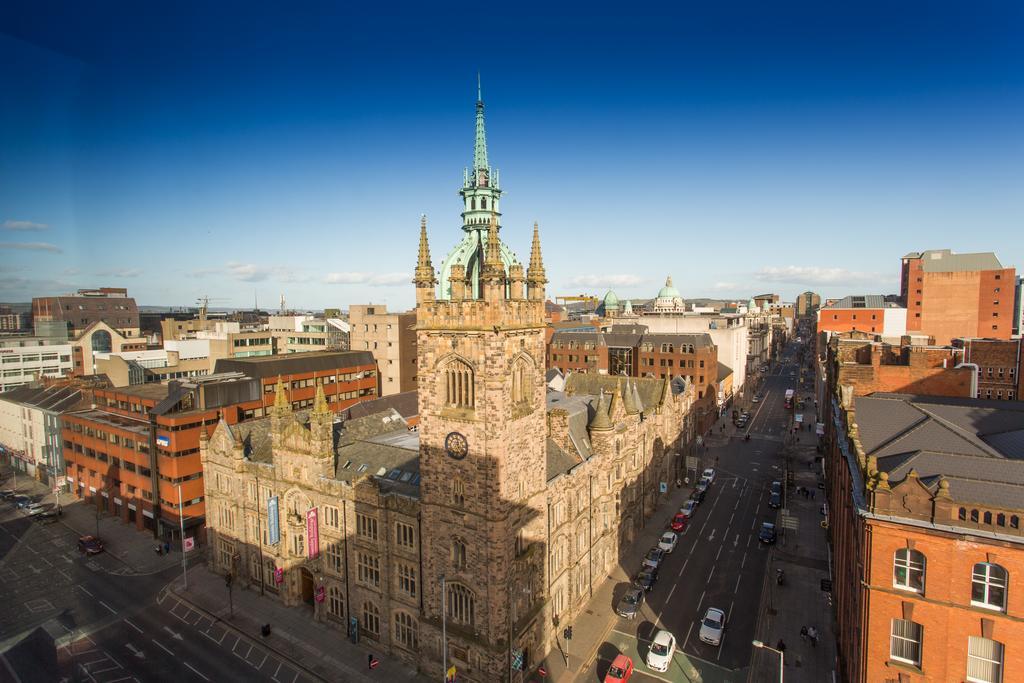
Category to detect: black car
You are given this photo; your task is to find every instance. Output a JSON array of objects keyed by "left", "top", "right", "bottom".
[
  {"left": 768, "top": 492, "right": 781, "bottom": 509},
  {"left": 770, "top": 481, "right": 782, "bottom": 495},
  {"left": 690, "top": 488, "right": 706, "bottom": 503},
  {"left": 758, "top": 522, "right": 777, "bottom": 544},
  {"left": 77, "top": 535, "right": 105, "bottom": 555},
  {"left": 634, "top": 568, "right": 658, "bottom": 592}
]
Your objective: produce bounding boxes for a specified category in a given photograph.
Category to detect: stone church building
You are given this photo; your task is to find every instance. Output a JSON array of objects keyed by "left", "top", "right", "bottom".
[{"left": 202, "top": 91, "right": 697, "bottom": 681}]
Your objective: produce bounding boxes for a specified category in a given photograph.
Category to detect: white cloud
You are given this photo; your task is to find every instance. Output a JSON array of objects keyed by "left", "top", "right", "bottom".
[
  {"left": 0, "top": 242, "right": 62, "bottom": 253},
  {"left": 710, "top": 281, "right": 739, "bottom": 290},
  {"left": 566, "top": 274, "right": 645, "bottom": 288},
  {"left": 325, "top": 272, "right": 410, "bottom": 286},
  {"left": 754, "top": 265, "right": 881, "bottom": 286},
  {"left": 96, "top": 267, "right": 142, "bottom": 278},
  {"left": 226, "top": 262, "right": 269, "bottom": 282},
  {"left": 3, "top": 219, "right": 48, "bottom": 231}
]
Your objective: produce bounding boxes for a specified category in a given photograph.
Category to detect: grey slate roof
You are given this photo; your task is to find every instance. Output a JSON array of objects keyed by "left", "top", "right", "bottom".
[
  {"left": 854, "top": 393, "right": 1024, "bottom": 509},
  {"left": 563, "top": 373, "right": 666, "bottom": 413},
  {"left": 214, "top": 350, "right": 375, "bottom": 379},
  {"left": 341, "top": 391, "right": 418, "bottom": 422},
  {"left": 917, "top": 249, "right": 1003, "bottom": 273},
  {"left": 0, "top": 385, "right": 83, "bottom": 412},
  {"left": 825, "top": 295, "right": 889, "bottom": 310}
]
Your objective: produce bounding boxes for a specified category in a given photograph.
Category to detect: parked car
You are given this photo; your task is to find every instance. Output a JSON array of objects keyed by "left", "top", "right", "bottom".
[
  {"left": 770, "top": 480, "right": 782, "bottom": 495},
  {"left": 0, "top": 489, "right": 15, "bottom": 499},
  {"left": 634, "top": 569, "right": 658, "bottom": 592},
  {"left": 77, "top": 535, "right": 105, "bottom": 555},
  {"left": 751, "top": 396, "right": 760, "bottom": 403},
  {"left": 699, "top": 607, "right": 726, "bottom": 646},
  {"left": 689, "top": 488, "right": 705, "bottom": 503},
  {"left": 24, "top": 503, "right": 46, "bottom": 516},
  {"left": 695, "top": 480, "right": 709, "bottom": 495},
  {"left": 680, "top": 500, "right": 697, "bottom": 518},
  {"left": 604, "top": 654, "right": 634, "bottom": 683},
  {"left": 658, "top": 531, "right": 678, "bottom": 554},
  {"left": 670, "top": 513, "right": 688, "bottom": 532},
  {"left": 642, "top": 547, "right": 666, "bottom": 570},
  {"left": 702, "top": 468, "right": 716, "bottom": 483},
  {"left": 768, "top": 492, "right": 782, "bottom": 509},
  {"left": 646, "top": 629, "right": 676, "bottom": 672},
  {"left": 616, "top": 586, "right": 644, "bottom": 620},
  {"left": 758, "top": 522, "right": 777, "bottom": 544},
  {"left": 13, "top": 495, "right": 31, "bottom": 508}
]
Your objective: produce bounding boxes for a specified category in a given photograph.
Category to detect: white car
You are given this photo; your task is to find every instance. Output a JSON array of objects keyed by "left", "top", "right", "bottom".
[
  {"left": 702, "top": 468, "right": 716, "bottom": 484},
  {"left": 699, "top": 607, "right": 726, "bottom": 646},
  {"left": 680, "top": 500, "right": 697, "bottom": 518},
  {"left": 646, "top": 629, "right": 676, "bottom": 672},
  {"left": 751, "top": 396, "right": 760, "bottom": 403},
  {"left": 24, "top": 503, "right": 46, "bottom": 516},
  {"left": 658, "top": 531, "right": 678, "bottom": 553}
]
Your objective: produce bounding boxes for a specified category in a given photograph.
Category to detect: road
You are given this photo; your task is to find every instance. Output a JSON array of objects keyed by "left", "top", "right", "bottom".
[
  {"left": 583, "top": 347, "right": 807, "bottom": 682},
  {"left": 0, "top": 497, "right": 317, "bottom": 682}
]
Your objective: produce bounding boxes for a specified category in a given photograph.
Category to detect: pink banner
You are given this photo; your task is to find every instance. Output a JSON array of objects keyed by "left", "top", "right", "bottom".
[{"left": 306, "top": 508, "right": 319, "bottom": 559}]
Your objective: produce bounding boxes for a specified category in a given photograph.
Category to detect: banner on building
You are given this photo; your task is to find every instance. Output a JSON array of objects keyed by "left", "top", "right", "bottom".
[
  {"left": 315, "top": 585, "right": 325, "bottom": 603},
  {"left": 268, "top": 496, "right": 280, "bottom": 545},
  {"left": 306, "top": 507, "right": 319, "bottom": 559},
  {"left": 274, "top": 567, "right": 284, "bottom": 584},
  {"left": 156, "top": 435, "right": 170, "bottom": 448}
]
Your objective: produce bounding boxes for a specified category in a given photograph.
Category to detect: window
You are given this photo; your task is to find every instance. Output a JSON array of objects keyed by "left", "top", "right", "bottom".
[
  {"left": 327, "top": 586, "right": 344, "bottom": 620},
  {"left": 451, "top": 479, "right": 465, "bottom": 507},
  {"left": 356, "top": 513, "right": 378, "bottom": 540},
  {"left": 511, "top": 359, "right": 532, "bottom": 405},
  {"left": 984, "top": 511, "right": 993, "bottom": 525},
  {"left": 362, "top": 601, "right": 380, "bottom": 636},
  {"left": 443, "top": 359, "right": 475, "bottom": 409},
  {"left": 325, "top": 543, "right": 343, "bottom": 574},
  {"left": 397, "top": 563, "right": 417, "bottom": 597},
  {"left": 323, "top": 505, "right": 340, "bottom": 529},
  {"left": 218, "top": 538, "right": 234, "bottom": 571},
  {"left": 967, "top": 636, "right": 1003, "bottom": 683},
  {"left": 446, "top": 583, "right": 475, "bottom": 625},
  {"left": 451, "top": 539, "right": 467, "bottom": 569},
  {"left": 396, "top": 521, "right": 415, "bottom": 549},
  {"left": 971, "top": 563, "right": 1007, "bottom": 611},
  {"left": 893, "top": 548, "right": 925, "bottom": 592},
  {"left": 291, "top": 532, "right": 304, "bottom": 557},
  {"left": 357, "top": 552, "right": 380, "bottom": 587},
  {"left": 394, "top": 611, "right": 418, "bottom": 650},
  {"left": 890, "top": 618, "right": 922, "bottom": 666}
]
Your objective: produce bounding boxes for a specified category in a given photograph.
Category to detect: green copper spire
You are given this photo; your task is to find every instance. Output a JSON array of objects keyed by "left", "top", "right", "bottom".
[{"left": 474, "top": 74, "right": 489, "bottom": 179}]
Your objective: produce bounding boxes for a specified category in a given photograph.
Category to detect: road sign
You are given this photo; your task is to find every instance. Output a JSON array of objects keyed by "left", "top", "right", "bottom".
[{"left": 183, "top": 537, "right": 195, "bottom": 552}]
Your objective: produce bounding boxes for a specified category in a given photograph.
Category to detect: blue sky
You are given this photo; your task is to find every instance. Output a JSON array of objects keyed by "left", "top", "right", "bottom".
[{"left": 1, "top": 2, "right": 1022, "bottom": 310}]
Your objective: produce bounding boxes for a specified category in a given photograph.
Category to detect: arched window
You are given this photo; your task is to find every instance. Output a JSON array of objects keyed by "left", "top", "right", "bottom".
[
  {"left": 481, "top": 197, "right": 487, "bottom": 210},
  {"left": 451, "top": 538, "right": 467, "bottom": 569},
  {"left": 971, "top": 563, "right": 1008, "bottom": 611},
  {"left": 446, "top": 583, "right": 476, "bottom": 625},
  {"left": 958, "top": 507, "right": 967, "bottom": 521},
  {"left": 91, "top": 329, "right": 112, "bottom": 354},
  {"left": 997, "top": 513, "right": 1006, "bottom": 527},
  {"left": 443, "top": 359, "right": 475, "bottom": 409},
  {"left": 362, "top": 601, "right": 380, "bottom": 636},
  {"left": 984, "top": 511, "right": 993, "bottom": 525},
  {"left": 511, "top": 359, "right": 532, "bottom": 405},
  {"left": 393, "top": 610, "right": 418, "bottom": 650},
  {"left": 967, "top": 636, "right": 1004, "bottom": 683},
  {"left": 327, "top": 585, "right": 344, "bottom": 620},
  {"left": 1012, "top": 515, "right": 1020, "bottom": 529},
  {"left": 577, "top": 526, "right": 588, "bottom": 556},
  {"left": 971, "top": 509, "right": 980, "bottom": 523},
  {"left": 893, "top": 548, "right": 926, "bottom": 592},
  {"left": 470, "top": 198, "right": 476, "bottom": 210}
]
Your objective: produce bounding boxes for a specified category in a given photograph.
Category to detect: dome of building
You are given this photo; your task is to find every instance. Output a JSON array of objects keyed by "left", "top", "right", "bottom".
[
  {"left": 602, "top": 290, "right": 620, "bottom": 311},
  {"left": 656, "top": 276, "right": 681, "bottom": 300}
]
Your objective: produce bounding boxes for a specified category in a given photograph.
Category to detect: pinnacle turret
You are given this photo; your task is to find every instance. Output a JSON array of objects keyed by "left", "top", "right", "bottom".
[
  {"left": 527, "top": 221, "right": 547, "bottom": 301},
  {"left": 474, "top": 76, "right": 489, "bottom": 179},
  {"left": 415, "top": 215, "right": 437, "bottom": 304}
]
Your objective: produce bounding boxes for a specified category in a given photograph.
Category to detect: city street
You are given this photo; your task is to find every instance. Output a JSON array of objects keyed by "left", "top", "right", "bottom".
[
  {"left": 0, "top": 484, "right": 319, "bottom": 682},
  {"left": 582, "top": 347, "right": 821, "bottom": 682}
]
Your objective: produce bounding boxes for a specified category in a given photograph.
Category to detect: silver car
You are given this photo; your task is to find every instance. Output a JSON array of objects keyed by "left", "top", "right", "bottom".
[
  {"left": 616, "top": 586, "right": 644, "bottom": 619},
  {"left": 699, "top": 607, "right": 726, "bottom": 646}
]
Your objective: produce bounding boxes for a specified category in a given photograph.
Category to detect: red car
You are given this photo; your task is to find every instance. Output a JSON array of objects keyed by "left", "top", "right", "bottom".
[
  {"left": 77, "top": 535, "right": 105, "bottom": 555},
  {"left": 671, "top": 513, "right": 688, "bottom": 532},
  {"left": 604, "top": 654, "right": 633, "bottom": 683}
]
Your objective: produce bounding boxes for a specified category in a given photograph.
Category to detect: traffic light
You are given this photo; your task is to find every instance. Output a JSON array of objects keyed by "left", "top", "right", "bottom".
[
  {"left": 225, "top": 572, "right": 233, "bottom": 588},
  {"left": 563, "top": 625, "right": 573, "bottom": 640}
]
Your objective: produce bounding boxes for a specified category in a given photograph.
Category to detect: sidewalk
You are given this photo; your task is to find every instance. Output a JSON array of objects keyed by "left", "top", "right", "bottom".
[
  {"left": 536, "top": 480, "right": 699, "bottom": 682},
  {"left": 169, "top": 565, "right": 428, "bottom": 682},
  {"left": 749, "top": 416, "right": 836, "bottom": 682}
]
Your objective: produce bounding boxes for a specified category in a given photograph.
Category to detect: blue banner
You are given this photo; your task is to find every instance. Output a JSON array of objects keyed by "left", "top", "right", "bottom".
[{"left": 268, "top": 496, "right": 280, "bottom": 545}]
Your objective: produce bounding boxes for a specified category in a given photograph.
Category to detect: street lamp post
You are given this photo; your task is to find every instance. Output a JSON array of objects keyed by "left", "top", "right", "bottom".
[
  {"left": 440, "top": 575, "right": 447, "bottom": 683},
  {"left": 752, "top": 640, "right": 784, "bottom": 683},
  {"left": 177, "top": 484, "right": 188, "bottom": 590}
]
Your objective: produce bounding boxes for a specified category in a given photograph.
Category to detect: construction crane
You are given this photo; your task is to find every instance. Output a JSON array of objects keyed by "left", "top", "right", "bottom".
[{"left": 196, "top": 296, "right": 229, "bottom": 324}]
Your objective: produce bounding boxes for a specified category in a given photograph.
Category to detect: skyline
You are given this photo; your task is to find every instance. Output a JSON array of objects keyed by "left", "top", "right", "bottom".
[{"left": 2, "top": 2, "right": 1023, "bottom": 309}]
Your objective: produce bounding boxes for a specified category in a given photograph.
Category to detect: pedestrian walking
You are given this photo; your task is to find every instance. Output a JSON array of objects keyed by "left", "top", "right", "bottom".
[
  {"left": 164, "top": 541, "right": 170, "bottom": 555},
  {"left": 800, "top": 626, "right": 808, "bottom": 642},
  {"left": 776, "top": 639, "right": 786, "bottom": 657},
  {"left": 811, "top": 490, "right": 816, "bottom": 500}
]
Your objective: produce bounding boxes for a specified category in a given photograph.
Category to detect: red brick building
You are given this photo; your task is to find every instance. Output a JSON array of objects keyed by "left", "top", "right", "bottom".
[
  {"left": 548, "top": 325, "right": 719, "bottom": 430},
  {"left": 825, "top": 391, "right": 1024, "bottom": 683},
  {"left": 954, "top": 338, "right": 1023, "bottom": 402},
  {"left": 33, "top": 287, "right": 140, "bottom": 337},
  {"left": 62, "top": 351, "right": 377, "bottom": 541},
  {"left": 817, "top": 295, "right": 907, "bottom": 338},
  {"left": 901, "top": 250, "right": 1016, "bottom": 345}
]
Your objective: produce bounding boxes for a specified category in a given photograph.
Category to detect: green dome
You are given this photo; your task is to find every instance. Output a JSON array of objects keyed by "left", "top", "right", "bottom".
[
  {"left": 656, "top": 276, "right": 681, "bottom": 300},
  {"left": 602, "top": 290, "right": 620, "bottom": 310}
]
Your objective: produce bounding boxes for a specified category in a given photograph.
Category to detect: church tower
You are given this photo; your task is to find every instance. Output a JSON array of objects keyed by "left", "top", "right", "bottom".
[{"left": 416, "top": 88, "right": 549, "bottom": 681}]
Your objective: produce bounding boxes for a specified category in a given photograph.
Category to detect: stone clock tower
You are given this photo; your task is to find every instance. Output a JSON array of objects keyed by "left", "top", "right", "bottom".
[{"left": 414, "top": 91, "right": 550, "bottom": 683}]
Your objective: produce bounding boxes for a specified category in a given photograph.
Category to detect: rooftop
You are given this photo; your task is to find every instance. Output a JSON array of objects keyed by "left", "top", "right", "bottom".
[
  {"left": 904, "top": 249, "right": 1004, "bottom": 273},
  {"left": 214, "top": 350, "right": 374, "bottom": 379}
]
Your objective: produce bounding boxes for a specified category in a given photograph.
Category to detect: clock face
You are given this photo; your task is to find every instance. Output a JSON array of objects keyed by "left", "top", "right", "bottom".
[{"left": 445, "top": 431, "right": 469, "bottom": 460}]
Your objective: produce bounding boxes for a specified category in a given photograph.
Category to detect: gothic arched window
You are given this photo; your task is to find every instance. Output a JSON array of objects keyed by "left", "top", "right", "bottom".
[
  {"left": 443, "top": 359, "right": 475, "bottom": 409},
  {"left": 511, "top": 358, "right": 533, "bottom": 406},
  {"left": 447, "top": 582, "right": 476, "bottom": 625},
  {"left": 481, "top": 197, "right": 487, "bottom": 210},
  {"left": 470, "top": 198, "right": 476, "bottom": 210},
  {"left": 451, "top": 538, "right": 467, "bottom": 569}
]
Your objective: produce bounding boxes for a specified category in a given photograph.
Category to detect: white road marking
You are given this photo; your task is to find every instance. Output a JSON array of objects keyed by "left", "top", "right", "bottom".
[
  {"left": 683, "top": 621, "right": 695, "bottom": 650},
  {"left": 728, "top": 512, "right": 734, "bottom": 525},
  {"left": 733, "top": 533, "right": 739, "bottom": 548},
  {"left": 99, "top": 601, "right": 117, "bottom": 614},
  {"left": 734, "top": 574, "right": 741, "bottom": 593},
  {"left": 185, "top": 662, "right": 210, "bottom": 681},
  {"left": 163, "top": 626, "right": 184, "bottom": 641},
  {"left": 707, "top": 529, "right": 716, "bottom": 542},
  {"left": 741, "top": 551, "right": 747, "bottom": 569},
  {"left": 707, "top": 567, "right": 715, "bottom": 582},
  {"left": 151, "top": 639, "right": 173, "bottom": 655},
  {"left": 697, "top": 590, "right": 706, "bottom": 611},
  {"left": 77, "top": 585, "right": 94, "bottom": 597},
  {"left": 666, "top": 584, "right": 677, "bottom": 603},
  {"left": 123, "top": 619, "right": 143, "bottom": 634},
  {"left": 678, "top": 557, "right": 689, "bottom": 577},
  {"left": 125, "top": 643, "right": 145, "bottom": 659},
  {"left": 715, "top": 546, "right": 722, "bottom": 560}
]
